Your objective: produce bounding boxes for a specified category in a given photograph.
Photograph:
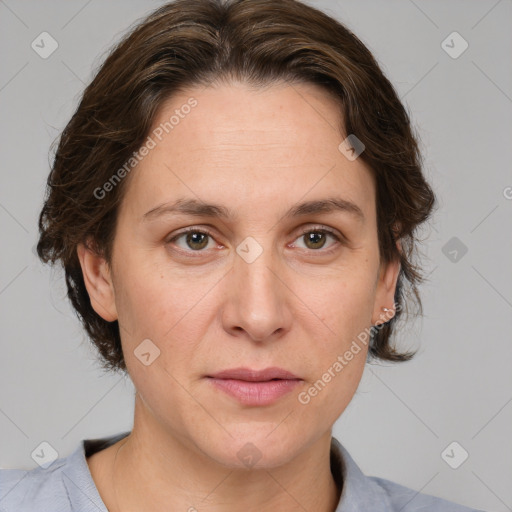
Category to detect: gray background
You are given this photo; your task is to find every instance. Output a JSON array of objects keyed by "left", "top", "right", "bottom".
[{"left": 0, "top": 1, "right": 511, "bottom": 510}]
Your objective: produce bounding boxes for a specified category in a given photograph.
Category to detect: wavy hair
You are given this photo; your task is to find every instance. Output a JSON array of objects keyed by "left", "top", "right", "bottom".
[{"left": 37, "top": 0, "right": 436, "bottom": 372}]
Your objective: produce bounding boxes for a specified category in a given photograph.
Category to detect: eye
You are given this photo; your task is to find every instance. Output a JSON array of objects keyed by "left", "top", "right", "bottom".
[
  {"left": 167, "top": 228, "right": 217, "bottom": 252},
  {"left": 292, "top": 226, "right": 342, "bottom": 251},
  {"left": 166, "top": 225, "right": 343, "bottom": 255}
]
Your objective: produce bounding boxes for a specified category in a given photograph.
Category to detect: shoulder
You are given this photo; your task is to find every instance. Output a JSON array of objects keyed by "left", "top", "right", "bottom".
[
  {"left": 369, "top": 475, "right": 485, "bottom": 511},
  {"left": 0, "top": 434, "right": 128, "bottom": 512},
  {"left": 330, "top": 437, "right": 485, "bottom": 512},
  {"left": 0, "top": 459, "right": 71, "bottom": 512}
]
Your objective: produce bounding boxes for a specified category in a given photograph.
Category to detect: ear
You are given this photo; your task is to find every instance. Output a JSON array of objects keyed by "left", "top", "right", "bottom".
[
  {"left": 76, "top": 241, "right": 118, "bottom": 322},
  {"left": 371, "top": 239, "right": 402, "bottom": 326}
]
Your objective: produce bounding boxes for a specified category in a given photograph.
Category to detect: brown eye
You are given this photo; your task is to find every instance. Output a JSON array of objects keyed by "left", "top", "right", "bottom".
[
  {"left": 293, "top": 227, "right": 341, "bottom": 252},
  {"left": 303, "top": 231, "right": 327, "bottom": 250},
  {"left": 184, "top": 232, "right": 209, "bottom": 250},
  {"left": 168, "top": 229, "right": 214, "bottom": 252}
]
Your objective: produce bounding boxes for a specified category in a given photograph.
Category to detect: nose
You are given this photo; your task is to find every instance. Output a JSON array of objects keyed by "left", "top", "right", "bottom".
[{"left": 221, "top": 243, "right": 293, "bottom": 343}]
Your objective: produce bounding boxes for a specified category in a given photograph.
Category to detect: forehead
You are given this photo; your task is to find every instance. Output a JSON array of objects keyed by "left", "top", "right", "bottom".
[{"left": 120, "top": 81, "right": 376, "bottom": 222}]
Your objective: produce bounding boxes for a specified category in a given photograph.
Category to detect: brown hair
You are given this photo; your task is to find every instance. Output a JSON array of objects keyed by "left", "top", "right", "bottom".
[{"left": 37, "top": 0, "right": 436, "bottom": 373}]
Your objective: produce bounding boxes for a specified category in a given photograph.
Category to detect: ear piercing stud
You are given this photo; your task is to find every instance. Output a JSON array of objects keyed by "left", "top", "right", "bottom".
[{"left": 373, "top": 307, "right": 395, "bottom": 328}]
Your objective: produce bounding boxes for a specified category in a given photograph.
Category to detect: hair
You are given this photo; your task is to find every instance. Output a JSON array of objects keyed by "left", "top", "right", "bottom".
[{"left": 37, "top": 0, "right": 436, "bottom": 373}]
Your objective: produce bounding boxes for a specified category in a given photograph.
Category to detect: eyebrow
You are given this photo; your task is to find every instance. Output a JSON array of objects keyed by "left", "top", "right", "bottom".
[{"left": 142, "top": 197, "right": 365, "bottom": 223}]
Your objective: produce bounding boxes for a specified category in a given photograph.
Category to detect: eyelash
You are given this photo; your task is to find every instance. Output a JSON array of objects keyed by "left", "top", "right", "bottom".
[{"left": 166, "top": 225, "right": 344, "bottom": 255}]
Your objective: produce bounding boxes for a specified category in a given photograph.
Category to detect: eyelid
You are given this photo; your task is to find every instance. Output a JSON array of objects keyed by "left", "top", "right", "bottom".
[
  {"left": 291, "top": 224, "right": 344, "bottom": 251},
  {"left": 297, "top": 224, "right": 343, "bottom": 239},
  {"left": 166, "top": 224, "right": 345, "bottom": 252},
  {"left": 166, "top": 226, "right": 218, "bottom": 246}
]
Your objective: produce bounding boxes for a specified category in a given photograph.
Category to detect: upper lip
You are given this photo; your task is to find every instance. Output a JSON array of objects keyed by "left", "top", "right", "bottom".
[{"left": 207, "top": 367, "right": 301, "bottom": 382}]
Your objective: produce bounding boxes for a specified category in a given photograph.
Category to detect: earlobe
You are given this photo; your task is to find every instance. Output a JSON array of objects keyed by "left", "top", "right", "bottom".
[{"left": 76, "top": 242, "right": 118, "bottom": 322}]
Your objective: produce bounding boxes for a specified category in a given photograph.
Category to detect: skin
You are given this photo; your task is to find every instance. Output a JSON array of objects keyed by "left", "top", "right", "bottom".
[{"left": 78, "top": 80, "right": 400, "bottom": 512}]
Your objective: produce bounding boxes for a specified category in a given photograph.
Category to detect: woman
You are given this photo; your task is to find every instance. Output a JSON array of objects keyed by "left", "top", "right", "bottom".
[{"left": 0, "top": 0, "right": 484, "bottom": 510}]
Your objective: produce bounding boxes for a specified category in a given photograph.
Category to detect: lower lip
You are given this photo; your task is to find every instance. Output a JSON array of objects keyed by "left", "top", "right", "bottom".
[{"left": 207, "top": 378, "right": 302, "bottom": 406}]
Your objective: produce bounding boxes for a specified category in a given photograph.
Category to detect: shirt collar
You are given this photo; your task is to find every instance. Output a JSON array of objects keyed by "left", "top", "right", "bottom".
[
  {"left": 61, "top": 432, "right": 130, "bottom": 512},
  {"left": 331, "top": 436, "right": 394, "bottom": 511},
  {"left": 62, "top": 432, "right": 393, "bottom": 512}
]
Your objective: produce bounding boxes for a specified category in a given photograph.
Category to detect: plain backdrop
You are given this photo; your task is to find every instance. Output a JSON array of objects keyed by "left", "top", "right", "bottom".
[{"left": 0, "top": 1, "right": 511, "bottom": 511}]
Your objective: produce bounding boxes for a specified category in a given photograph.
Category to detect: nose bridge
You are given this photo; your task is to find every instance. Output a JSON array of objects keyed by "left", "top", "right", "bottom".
[
  {"left": 225, "top": 236, "right": 289, "bottom": 340},
  {"left": 235, "top": 238, "right": 280, "bottom": 309}
]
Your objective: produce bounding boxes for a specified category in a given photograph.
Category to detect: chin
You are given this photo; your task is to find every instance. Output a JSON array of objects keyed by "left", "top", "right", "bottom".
[{"left": 194, "top": 427, "right": 302, "bottom": 470}]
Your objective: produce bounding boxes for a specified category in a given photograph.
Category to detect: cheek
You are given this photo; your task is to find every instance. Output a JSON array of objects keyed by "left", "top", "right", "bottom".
[
  {"left": 112, "top": 251, "right": 195, "bottom": 332},
  {"left": 295, "top": 343, "right": 368, "bottom": 435},
  {"left": 295, "top": 260, "right": 375, "bottom": 406},
  {"left": 304, "top": 259, "right": 377, "bottom": 333},
  {"left": 112, "top": 253, "right": 217, "bottom": 372}
]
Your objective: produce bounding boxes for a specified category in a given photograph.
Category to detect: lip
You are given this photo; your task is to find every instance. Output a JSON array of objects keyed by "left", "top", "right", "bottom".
[
  {"left": 208, "top": 367, "right": 300, "bottom": 381},
  {"left": 206, "top": 367, "right": 302, "bottom": 406}
]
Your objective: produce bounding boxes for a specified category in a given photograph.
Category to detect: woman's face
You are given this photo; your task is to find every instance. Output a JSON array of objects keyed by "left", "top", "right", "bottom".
[{"left": 80, "top": 80, "right": 399, "bottom": 468}]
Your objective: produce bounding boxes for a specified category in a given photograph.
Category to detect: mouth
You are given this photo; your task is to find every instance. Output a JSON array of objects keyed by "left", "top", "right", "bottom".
[
  {"left": 207, "top": 366, "right": 301, "bottom": 381},
  {"left": 206, "top": 367, "right": 302, "bottom": 406}
]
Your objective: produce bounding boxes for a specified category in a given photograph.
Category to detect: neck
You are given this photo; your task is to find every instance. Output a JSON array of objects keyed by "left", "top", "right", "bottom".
[{"left": 107, "top": 396, "right": 341, "bottom": 512}]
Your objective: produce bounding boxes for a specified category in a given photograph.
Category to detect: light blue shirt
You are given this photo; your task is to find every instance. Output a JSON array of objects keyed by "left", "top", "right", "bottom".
[{"left": 0, "top": 431, "right": 484, "bottom": 511}]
